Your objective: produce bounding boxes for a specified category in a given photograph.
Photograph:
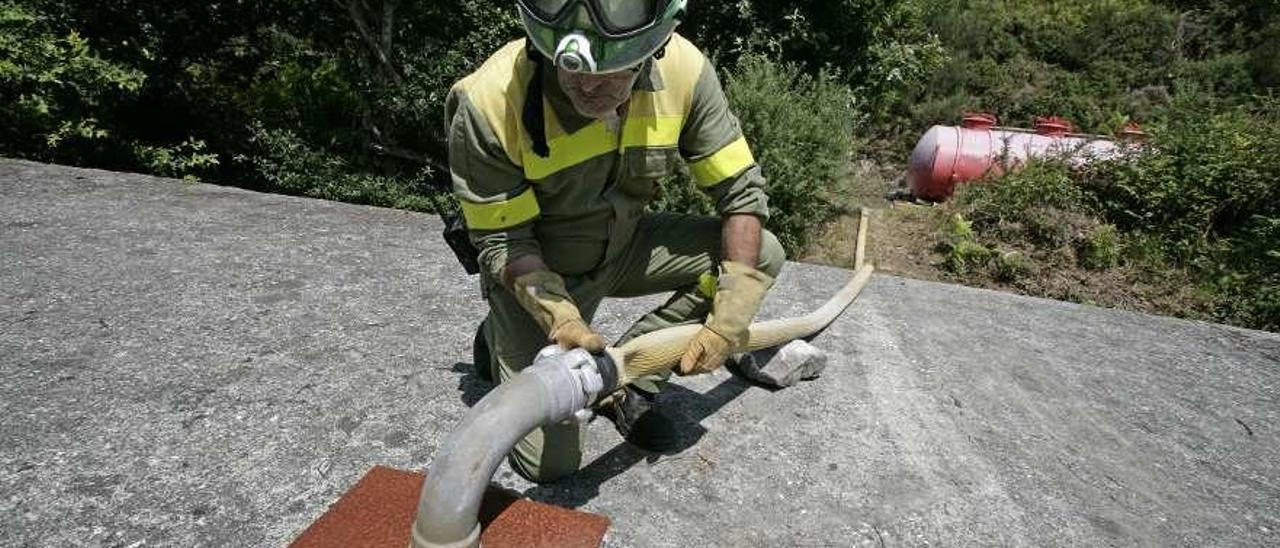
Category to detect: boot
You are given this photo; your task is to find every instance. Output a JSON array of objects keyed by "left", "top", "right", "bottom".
[
  {"left": 472, "top": 320, "right": 492, "bottom": 383},
  {"left": 596, "top": 385, "right": 679, "bottom": 453}
]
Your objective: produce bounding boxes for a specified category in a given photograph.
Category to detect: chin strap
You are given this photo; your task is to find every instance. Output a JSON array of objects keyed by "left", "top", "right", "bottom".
[
  {"left": 652, "top": 36, "right": 670, "bottom": 60},
  {"left": 523, "top": 44, "right": 551, "bottom": 158}
]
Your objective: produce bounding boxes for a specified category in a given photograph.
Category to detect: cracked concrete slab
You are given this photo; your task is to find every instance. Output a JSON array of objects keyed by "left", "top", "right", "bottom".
[{"left": 2, "top": 158, "right": 1278, "bottom": 547}]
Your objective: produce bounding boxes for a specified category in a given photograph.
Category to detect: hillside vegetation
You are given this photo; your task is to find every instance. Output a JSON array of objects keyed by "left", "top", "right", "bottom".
[{"left": 2, "top": 0, "right": 1277, "bottom": 329}]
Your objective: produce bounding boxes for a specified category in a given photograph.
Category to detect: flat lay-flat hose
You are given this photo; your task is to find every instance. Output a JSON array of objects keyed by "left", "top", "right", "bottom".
[{"left": 613, "top": 263, "right": 875, "bottom": 383}]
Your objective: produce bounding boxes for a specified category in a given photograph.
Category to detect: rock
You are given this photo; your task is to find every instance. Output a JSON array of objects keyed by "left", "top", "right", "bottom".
[{"left": 732, "top": 339, "right": 827, "bottom": 388}]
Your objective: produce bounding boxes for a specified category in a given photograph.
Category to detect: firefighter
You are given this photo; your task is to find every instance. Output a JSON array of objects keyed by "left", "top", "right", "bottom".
[{"left": 446, "top": 0, "right": 785, "bottom": 482}]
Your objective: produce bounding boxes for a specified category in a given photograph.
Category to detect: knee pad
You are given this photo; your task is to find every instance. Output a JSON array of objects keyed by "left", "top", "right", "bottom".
[{"left": 507, "top": 452, "right": 578, "bottom": 484}]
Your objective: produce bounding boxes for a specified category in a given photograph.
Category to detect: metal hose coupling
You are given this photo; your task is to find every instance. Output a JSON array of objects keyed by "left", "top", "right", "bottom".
[{"left": 531, "top": 344, "right": 618, "bottom": 421}]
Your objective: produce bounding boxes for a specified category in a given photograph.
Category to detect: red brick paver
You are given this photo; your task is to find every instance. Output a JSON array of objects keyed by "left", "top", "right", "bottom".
[{"left": 290, "top": 466, "right": 609, "bottom": 548}]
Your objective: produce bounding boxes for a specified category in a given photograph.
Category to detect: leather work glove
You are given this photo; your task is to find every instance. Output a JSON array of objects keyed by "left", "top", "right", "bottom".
[
  {"left": 678, "top": 261, "right": 774, "bottom": 375},
  {"left": 512, "top": 270, "right": 606, "bottom": 352}
]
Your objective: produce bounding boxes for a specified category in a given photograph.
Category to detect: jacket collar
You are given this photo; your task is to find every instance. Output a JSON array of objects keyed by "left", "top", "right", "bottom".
[{"left": 542, "top": 59, "right": 663, "bottom": 135}]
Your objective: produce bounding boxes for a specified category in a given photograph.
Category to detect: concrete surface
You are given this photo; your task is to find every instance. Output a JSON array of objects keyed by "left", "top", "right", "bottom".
[{"left": 1, "top": 158, "right": 1277, "bottom": 547}]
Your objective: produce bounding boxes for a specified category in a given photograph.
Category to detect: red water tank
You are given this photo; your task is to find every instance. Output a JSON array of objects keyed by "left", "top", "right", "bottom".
[{"left": 907, "top": 113, "right": 1140, "bottom": 201}]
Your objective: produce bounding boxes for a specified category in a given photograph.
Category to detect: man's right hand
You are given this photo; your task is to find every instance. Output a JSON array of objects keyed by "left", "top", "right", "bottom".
[{"left": 510, "top": 268, "right": 605, "bottom": 352}]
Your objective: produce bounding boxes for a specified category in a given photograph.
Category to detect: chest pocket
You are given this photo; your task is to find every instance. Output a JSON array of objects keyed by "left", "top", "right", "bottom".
[{"left": 618, "top": 147, "right": 681, "bottom": 199}]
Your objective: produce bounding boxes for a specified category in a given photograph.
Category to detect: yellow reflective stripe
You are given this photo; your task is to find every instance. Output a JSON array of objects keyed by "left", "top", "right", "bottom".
[
  {"left": 621, "top": 115, "right": 682, "bottom": 150},
  {"left": 459, "top": 188, "right": 540, "bottom": 230},
  {"left": 456, "top": 40, "right": 535, "bottom": 167},
  {"left": 523, "top": 121, "right": 616, "bottom": 180},
  {"left": 697, "top": 271, "right": 718, "bottom": 298},
  {"left": 690, "top": 136, "right": 755, "bottom": 187},
  {"left": 522, "top": 115, "right": 684, "bottom": 180}
]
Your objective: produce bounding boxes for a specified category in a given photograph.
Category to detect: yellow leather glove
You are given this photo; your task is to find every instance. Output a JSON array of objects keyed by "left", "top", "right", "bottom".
[
  {"left": 512, "top": 270, "right": 606, "bottom": 352},
  {"left": 678, "top": 261, "right": 774, "bottom": 375}
]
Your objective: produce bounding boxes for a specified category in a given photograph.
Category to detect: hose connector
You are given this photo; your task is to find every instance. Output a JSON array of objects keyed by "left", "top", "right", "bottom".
[
  {"left": 411, "top": 345, "right": 613, "bottom": 548},
  {"left": 529, "top": 345, "right": 609, "bottom": 421}
]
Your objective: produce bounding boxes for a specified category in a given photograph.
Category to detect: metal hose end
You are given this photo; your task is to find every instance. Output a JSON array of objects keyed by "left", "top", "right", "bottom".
[{"left": 410, "top": 519, "right": 480, "bottom": 548}]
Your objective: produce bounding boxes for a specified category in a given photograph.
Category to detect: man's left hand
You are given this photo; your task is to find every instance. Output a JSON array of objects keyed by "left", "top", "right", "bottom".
[
  {"left": 678, "top": 326, "right": 733, "bottom": 375},
  {"left": 677, "top": 261, "right": 774, "bottom": 375}
]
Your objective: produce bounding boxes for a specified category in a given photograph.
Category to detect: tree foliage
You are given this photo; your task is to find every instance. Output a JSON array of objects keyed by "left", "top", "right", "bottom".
[
  {"left": 651, "top": 54, "right": 857, "bottom": 255},
  {"left": 1, "top": 2, "right": 145, "bottom": 167},
  {"left": 0, "top": 0, "right": 916, "bottom": 249},
  {"left": 901, "top": 0, "right": 1277, "bottom": 140}
]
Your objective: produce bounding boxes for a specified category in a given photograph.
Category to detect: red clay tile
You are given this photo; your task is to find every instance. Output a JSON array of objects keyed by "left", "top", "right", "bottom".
[{"left": 290, "top": 466, "right": 609, "bottom": 548}]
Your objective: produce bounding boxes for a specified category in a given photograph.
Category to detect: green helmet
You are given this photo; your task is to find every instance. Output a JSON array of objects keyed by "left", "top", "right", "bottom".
[{"left": 516, "top": 0, "right": 686, "bottom": 73}]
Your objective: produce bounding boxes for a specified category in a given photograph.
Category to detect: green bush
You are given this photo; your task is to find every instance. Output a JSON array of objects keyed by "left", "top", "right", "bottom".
[
  {"left": 1079, "top": 224, "right": 1120, "bottom": 270},
  {"left": 1217, "top": 215, "right": 1280, "bottom": 329},
  {"left": 945, "top": 96, "right": 1280, "bottom": 329},
  {"left": 944, "top": 240, "right": 994, "bottom": 275},
  {"left": 938, "top": 213, "right": 994, "bottom": 275},
  {"left": 994, "top": 251, "right": 1032, "bottom": 281},
  {"left": 1086, "top": 102, "right": 1280, "bottom": 250},
  {"left": 887, "top": 0, "right": 1279, "bottom": 161},
  {"left": 0, "top": 2, "right": 144, "bottom": 165},
  {"left": 938, "top": 212, "right": 976, "bottom": 247},
  {"left": 680, "top": 0, "right": 944, "bottom": 122},
  {"left": 906, "top": 0, "right": 1180, "bottom": 137},
  {"left": 957, "top": 160, "right": 1090, "bottom": 237},
  {"left": 1082, "top": 98, "right": 1280, "bottom": 328},
  {"left": 134, "top": 138, "right": 220, "bottom": 181},
  {"left": 651, "top": 54, "right": 856, "bottom": 256},
  {"left": 242, "top": 124, "right": 445, "bottom": 212},
  {"left": 1249, "top": 21, "right": 1280, "bottom": 88},
  {"left": 725, "top": 55, "right": 856, "bottom": 255}
]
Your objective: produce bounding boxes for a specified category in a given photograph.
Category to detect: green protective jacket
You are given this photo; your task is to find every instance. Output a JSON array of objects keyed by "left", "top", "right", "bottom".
[{"left": 445, "top": 34, "right": 770, "bottom": 280}]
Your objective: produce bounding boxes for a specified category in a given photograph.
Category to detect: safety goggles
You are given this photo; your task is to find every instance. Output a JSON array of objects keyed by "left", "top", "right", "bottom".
[{"left": 517, "top": 0, "right": 666, "bottom": 38}]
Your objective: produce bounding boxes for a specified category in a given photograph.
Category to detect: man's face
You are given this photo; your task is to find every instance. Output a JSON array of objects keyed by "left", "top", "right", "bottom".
[{"left": 557, "top": 66, "right": 641, "bottom": 119}]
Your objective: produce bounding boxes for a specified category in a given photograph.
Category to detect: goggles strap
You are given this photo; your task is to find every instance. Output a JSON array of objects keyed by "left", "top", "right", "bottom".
[{"left": 652, "top": 35, "right": 671, "bottom": 60}]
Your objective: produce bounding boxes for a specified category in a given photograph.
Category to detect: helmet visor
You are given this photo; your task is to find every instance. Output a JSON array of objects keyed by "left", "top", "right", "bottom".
[
  {"left": 595, "top": 0, "right": 658, "bottom": 33},
  {"left": 524, "top": 0, "right": 573, "bottom": 20}
]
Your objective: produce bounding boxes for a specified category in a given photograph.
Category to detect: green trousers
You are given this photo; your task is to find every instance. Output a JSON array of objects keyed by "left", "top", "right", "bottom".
[{"left": 480, "top": 213, "right": 786, "bottom": 482}]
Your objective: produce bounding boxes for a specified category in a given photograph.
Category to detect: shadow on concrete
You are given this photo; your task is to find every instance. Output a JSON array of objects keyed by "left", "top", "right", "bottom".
[
  {"left": 447, "top": 359, "right": 761, "bottom": 508},
  {"left": 449, "top": 362, "right": 493, "bottom": 407},
  {"left": 522, "top": 375, "right": 754, "bottom": 509}
]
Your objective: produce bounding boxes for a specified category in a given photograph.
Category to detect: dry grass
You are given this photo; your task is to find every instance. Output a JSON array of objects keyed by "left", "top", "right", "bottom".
[
  {"left": 797, "top": 167, "right": 1217, "bottom": 323},
  {"left": 798, "top": 160, "right": 938, "bottom": 273},
  {"left": 798, "top": 156, "right": 949, "bottom": 280}
]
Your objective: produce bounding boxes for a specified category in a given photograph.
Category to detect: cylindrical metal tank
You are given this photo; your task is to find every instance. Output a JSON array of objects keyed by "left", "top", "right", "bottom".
[{"left": 907, "top": 114, "right": 1141, "bottom": 201}]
